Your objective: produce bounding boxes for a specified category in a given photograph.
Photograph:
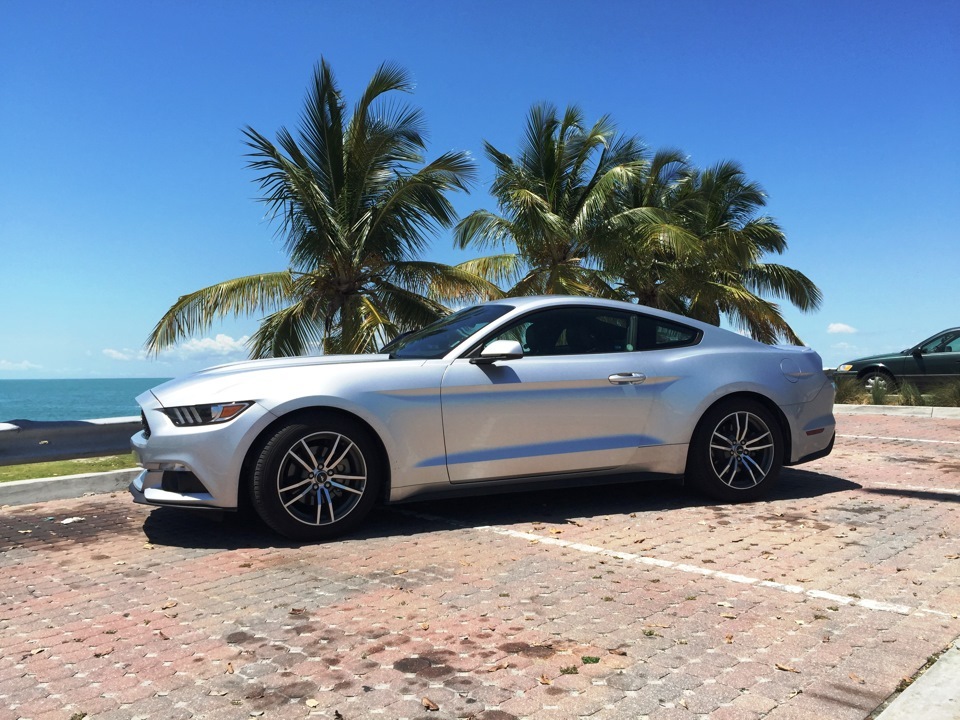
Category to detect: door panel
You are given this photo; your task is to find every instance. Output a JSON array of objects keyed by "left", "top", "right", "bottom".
[{"left": 439, "top": 355, "right": 657, "bottom": 482}]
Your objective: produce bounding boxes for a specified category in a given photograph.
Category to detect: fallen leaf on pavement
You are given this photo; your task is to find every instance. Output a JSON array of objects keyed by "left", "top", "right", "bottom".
[
  {"left": 483, "top": 661, "right": 512, "bottom": 672},
  {"left": 724, "top": 634, "right": 734, "bottom": 644},
  {"left": 421, "top": 696, "right": 439, "bottom": 711},
  {"left": 538, "top": 674, "right": 552, "bottom": 685},
  {"left": 849, "top": 673, "right": 866, "bottom": 684},
  {"left": 608, "top": 648, "right": 627, "bottom": 656},
  {"left": 161, "top": 600, "right": 178, "bottom": 610},
  {"left": 226, "top": 662, "right": 234, "bottom": 674},
  {"left": 289, "top": 607, "right": 306, "bottom": 615},
  {"left": 776, "top": 663, "right": 800, "bottom": 673},
  {"left": 393, "top": 569, "right": 408, "bottom": 575},
  {"left": 305, "top": 698, "right": 319, "bottom": 707}
]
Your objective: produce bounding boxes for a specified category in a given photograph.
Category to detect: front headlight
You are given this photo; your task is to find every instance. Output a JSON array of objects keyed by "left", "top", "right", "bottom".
[
  {"left": 161, "top": 401, "right": 253, "bottom": 427},
  {"left": 837, "top": 364, "right": 853, "bottom": 372}
]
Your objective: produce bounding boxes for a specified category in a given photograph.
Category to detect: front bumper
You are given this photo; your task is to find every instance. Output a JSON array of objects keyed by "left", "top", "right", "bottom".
[
  {"left": 130, "top": 393, "right": 275, "bottom": 509},
  {"left": 129, "top": 466, "right": 220, "bottom": 508}
]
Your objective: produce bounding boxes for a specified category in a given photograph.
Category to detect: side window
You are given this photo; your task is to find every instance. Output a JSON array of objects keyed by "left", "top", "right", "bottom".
[
  {"left": 481, "top": 307, "right": 701, "bottom": 356},
  {"left": 484, "top": 308, "right": 634, "bottom": 356},
  {"left": 634, "top": 314, "right": 701, "bottom": 351},
  {"left": 920, "top": 331, "right": 960, "bottom": 354}
]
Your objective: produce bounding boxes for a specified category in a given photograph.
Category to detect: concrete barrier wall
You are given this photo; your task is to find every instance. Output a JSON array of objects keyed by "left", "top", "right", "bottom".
[{"left": 0, "top": 417, "right": 140, "bottom": 466}]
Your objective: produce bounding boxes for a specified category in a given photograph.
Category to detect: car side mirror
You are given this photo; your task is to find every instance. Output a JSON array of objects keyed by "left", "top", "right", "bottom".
[
  {"left": 912, "top": 348, "right": 923, "bottom": 357},
  {"left": 470, "top": 339, "right": 524, "bottom": 365}
]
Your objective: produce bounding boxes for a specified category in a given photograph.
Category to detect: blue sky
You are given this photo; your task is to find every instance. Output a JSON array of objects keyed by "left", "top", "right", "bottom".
[{"left": 1, "top": 0, "right": 957, "bottom": 378}]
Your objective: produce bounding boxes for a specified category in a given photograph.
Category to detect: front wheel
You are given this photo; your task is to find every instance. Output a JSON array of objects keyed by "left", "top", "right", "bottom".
[
  {"left": 861, "top": 370, "right": 896, "bottom": 392},
  {"left": 686, "top": 400, "right": 783, "bottom": 502},
  {"left": 250, "top": 413, "right": 383, "bottom": 540}
]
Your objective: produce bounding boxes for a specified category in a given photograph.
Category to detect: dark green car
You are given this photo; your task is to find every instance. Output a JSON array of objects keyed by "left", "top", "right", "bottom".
[{"left": 835, "top": 327, "right": 960, "bottom": 390}]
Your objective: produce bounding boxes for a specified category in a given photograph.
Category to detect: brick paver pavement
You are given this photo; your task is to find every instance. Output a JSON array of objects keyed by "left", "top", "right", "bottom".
[{"left": 1, "top": 413, "right": 958, "bottom": 719}]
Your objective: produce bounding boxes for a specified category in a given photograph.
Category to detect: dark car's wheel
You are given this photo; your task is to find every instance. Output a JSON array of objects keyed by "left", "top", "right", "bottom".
[
  {"left": 686, "top": 399, "right": 783, "bottom": 502},
  {"left": 251, "top": 413, "right": 382, "bottom": 541},
  {"left": 861, "top": 370, "right": 897, "bottom": 392}
]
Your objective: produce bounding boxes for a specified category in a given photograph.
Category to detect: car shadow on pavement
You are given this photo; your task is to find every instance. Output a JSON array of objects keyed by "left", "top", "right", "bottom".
[
  {"left": 861, "top": 486, "right": 960, "bottom": 504},
  {"left": 139, "top": 467, "right": 859, "bottom": 550}
]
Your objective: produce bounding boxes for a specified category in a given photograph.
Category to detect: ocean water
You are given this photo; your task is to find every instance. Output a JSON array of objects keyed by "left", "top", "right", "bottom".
[{"left": 0, "top": 378, "right": 171, "bottom": 422}]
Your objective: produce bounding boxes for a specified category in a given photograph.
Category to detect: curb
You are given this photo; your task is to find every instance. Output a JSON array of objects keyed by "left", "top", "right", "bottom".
[
  {"left": 0, "top": 468, "right": 140, "bottom": 507},
  {"left": 834, "top": 405, "right": 960, "bottom": 419},
  {"left": 874, "top": 640, "right": 960, "bottom": 720}
]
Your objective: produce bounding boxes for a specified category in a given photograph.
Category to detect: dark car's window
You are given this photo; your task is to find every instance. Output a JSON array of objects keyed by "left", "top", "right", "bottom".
[
  {"left": 920, "top": 330, "right": 960, "bottom": 354},
  {"left": 481, "top": 307, "right": 700, "bottom": 357},
  {"left": 386, "top": 304, "right": 514, "bottom": 359}
]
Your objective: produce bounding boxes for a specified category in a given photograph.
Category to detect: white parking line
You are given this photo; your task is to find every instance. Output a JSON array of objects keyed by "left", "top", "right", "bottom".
[
  {"left": 395, "top": 509, "right": 955, "bottom": 620},
  {"left": 839, "top": 433, "right": 960, "bottom": 446},
  {"left": 477, "top": 525, "right": 954, "bottom": 617}
]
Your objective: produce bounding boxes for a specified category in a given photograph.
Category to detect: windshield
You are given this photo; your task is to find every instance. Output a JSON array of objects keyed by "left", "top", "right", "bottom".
[{"left": 384, "top": 304, "right": 514, "bottom": 359}]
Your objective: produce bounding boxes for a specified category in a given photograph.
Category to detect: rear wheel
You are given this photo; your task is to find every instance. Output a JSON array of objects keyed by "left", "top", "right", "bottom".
[
  {"left": 251, "top": 413, "right": 382, "bottom": 540},
  {"left": 686, "top": 399, "right": 783, "bottom": 502}
]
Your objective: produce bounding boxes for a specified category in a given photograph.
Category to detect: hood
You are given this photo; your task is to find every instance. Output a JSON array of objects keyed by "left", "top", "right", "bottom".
[
  {"left": 143, "top": 353, "right": 393, "bottom": 407},
  {"left": 196, "top": 353, "right": 389, "bottom": 376},
  {"left": 841, "top": 350, "right": 904, "bottom": 366}
]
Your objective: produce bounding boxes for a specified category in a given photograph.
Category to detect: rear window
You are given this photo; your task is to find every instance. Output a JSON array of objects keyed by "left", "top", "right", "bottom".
[{"left": 635, "top": 316, "right": 701, "bottom": 350}]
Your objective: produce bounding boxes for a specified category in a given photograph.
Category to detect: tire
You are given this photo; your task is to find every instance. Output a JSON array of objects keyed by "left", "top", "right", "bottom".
[
  {"left": 686, "top": 399, "right": 783, "bottom": 502},
  {"left": 250, "top": 413, "right": 383, "bottom": 541},
  {"left": 861, "top": 370, "right": 896, "bottom": 392}
]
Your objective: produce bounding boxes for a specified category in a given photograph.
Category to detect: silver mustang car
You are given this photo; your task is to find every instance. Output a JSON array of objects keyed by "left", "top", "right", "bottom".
[{"left": 130, "top": 296, "right": 835, "bottom": 540}]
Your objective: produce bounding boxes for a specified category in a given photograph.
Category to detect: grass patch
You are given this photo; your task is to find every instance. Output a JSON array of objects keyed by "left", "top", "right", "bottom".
[
  {"left": 834, "top": 377, "right": 865, "bottom": 404},
  {"left": 930, "top": 379, "right": 960, "bottom": 407},
  {"left": 897, "top": 381, "right": 925, "bottom": 407},
  {"left": 0, "top": 454, "right": 138, "bottom": 483},
  {"left": 869, "top": 381, "right": 889, "bottom": 405}
]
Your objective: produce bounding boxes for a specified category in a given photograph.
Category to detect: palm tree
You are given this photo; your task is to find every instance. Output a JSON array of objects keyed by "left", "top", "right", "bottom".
[
  {"left": 147, "top": 59, "right": 492, "bottom": 357},
  {"left": 615, "top": 160, "right": 822, "bottom": 344},
  {"left": 453, "top": 103, "right": 646, "bottom": 297}
]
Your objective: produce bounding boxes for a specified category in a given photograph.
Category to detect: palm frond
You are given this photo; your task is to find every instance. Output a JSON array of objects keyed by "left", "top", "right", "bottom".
[
  {"left": 146, "top": 272, "right": 295, "bottom": 354},
  {"left": 246, "top": 298, "right": 325, "bottom": 358}
]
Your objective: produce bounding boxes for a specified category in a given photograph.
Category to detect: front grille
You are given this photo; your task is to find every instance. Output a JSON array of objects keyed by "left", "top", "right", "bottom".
[{"left": 141, "top": 411, "right": 151, "bottom": 439}]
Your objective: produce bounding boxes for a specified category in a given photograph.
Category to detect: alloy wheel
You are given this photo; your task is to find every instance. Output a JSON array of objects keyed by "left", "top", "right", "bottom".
[
  {"left": 276, "top": 431, "right": 368, "bottom": 526},
  {"left": 708, "top": 411, "right": 776, "bottom": 490}
]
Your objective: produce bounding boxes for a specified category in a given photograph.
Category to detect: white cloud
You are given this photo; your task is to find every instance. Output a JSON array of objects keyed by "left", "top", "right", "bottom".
[
  {"left": 163, "top": 334, "right": 250, "bottom": 360},
  {"left": 827, "top": 323, "right": 857, "bottom": 334},
  {"left": 103, "top": 335, "right": 250, "bottom": 363},
  {"left": 103, "top": 348, "right": 146, "bottom": 361},
  {"left": 831, "top": 342, "right": 857, "bottom": 352},
  {"left": 0, "top": 359, "right": 42, "bottom": 371}
]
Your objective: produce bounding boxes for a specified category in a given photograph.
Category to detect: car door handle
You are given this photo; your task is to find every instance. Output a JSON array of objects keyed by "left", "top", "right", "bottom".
[{"left": 608, "top": 372, "right": 646, "bottom": 385}]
